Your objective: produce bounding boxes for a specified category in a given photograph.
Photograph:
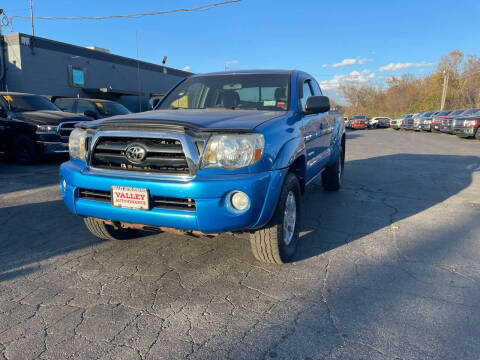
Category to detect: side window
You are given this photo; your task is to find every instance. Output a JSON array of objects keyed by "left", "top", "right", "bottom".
[
  {"left": 310, "top": 79, "right": 323, "bottom": 96},
  {"left": 76, "top": 100, "right": 96, "bottom": 115},
  {"left": 300, "top": 80, "right": 313, "bottom": 111},
  {"left": 55, "top": 99, "right": 74, "bottom": 112}
]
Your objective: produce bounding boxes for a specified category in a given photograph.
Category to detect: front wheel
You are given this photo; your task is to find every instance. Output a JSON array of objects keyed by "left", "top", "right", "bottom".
[
  {"left": 12, "top": 135, "right": 39, "bottom": 164},
  {"left": 83, "top": 217, "right": 140, "bottom": 241},
  {"left": 475, "top": 128, "right": 480, "bottom": 140},
  {"left": 249, "top": 173, "right": 301, "bottom": 264}
]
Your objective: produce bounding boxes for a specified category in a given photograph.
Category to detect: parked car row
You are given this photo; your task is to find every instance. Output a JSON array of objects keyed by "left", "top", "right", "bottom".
[
  {"left": 345, "top": 115, "right": 391, "bottom": 130},
  {"left": 0, "top": 92, "right": 131, "bottom": 164},
  {"left": 390, "top": 108, "right": 480, "bottom": 140}
]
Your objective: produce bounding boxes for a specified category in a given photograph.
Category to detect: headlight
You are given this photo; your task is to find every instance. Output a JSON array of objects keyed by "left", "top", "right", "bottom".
[
  {"left": 465, "top": 120, "right": 477, "bottom": 127},
  {"left": 201, "top": 134, "right": 265, "bottom": 169},
  {"left": 69, "top": 128, "right": 87, "bottom": 161},
  {"left": 36, "top": 125, "right": 58, "bottom": 134}
]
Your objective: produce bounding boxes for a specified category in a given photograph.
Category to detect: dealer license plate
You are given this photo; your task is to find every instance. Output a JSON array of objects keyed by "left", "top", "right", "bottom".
[{"left": 111, "top": 186, "right": 150, "bottom": 210}]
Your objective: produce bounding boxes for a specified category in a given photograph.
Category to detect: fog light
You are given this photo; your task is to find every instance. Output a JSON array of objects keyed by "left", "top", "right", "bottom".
[{"left": 231, "top": 191, "right": 249, "bottom": 211}]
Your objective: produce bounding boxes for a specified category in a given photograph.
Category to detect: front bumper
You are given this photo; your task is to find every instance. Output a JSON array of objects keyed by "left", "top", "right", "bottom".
[
  {"left": 59, "top": 161, "right": 287, "bottom": 234},
  {"left": 39, "top": 141, "right": 69, "bottom": 154},
  {"left": 420, "top": 123, "right": 431, "bottom": 131},
  {"left": 440, "top": 126, "right": 454, "bottom": 133},
  {"left": 454, "top": 127, "right": 476, "bottom": 138}
]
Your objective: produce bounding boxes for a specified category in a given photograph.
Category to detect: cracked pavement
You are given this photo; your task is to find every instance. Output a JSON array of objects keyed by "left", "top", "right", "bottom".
[{"left": 1, "top": 129, "right": 480, "bottom": 359}]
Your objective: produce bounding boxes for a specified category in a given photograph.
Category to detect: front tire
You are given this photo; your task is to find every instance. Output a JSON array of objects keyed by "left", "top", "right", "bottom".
[
  {"left": 322, "top": 145, "right": 344, "bottom": 191},
  {"left": 249, "top": 173, "right": 301, "bottom": 264},
  {"left": 475, "top": 128, "right": 480, "bottom": 140},
  {"left": 83, "top": 217, "right": 140, "bottom": 241},
  {"left": 12, "top": 135, "right": 39, "bottom": 164}
]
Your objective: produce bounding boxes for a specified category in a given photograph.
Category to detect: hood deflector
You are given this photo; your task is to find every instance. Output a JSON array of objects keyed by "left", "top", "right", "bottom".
[{"left": 78, "top": 118, "right": 253, "bottom": 134}]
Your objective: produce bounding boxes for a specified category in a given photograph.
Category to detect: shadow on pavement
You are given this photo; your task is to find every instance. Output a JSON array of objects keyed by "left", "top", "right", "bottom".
[
  {"left": 0, "top": 158, "right": 66, "bottom": 194},
  {"left": 0, "top": 153, "right": 479, "bottom": 358}
]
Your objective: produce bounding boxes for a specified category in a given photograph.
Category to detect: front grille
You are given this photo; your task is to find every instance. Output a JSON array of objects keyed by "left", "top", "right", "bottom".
[
  {"left": 78, "top": 188, "right": 196, "bottom": 211},
  {"left": 57, "top": 122, "right": 78, "bottom": 139},
  {"left": 91, "top": 137, "right": 189, "bottom": 174}
]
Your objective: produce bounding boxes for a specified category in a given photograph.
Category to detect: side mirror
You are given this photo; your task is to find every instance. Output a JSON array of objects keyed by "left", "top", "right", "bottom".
[
  {"left": 0, "top": 105, "right": 7, "bottom": 117},
  {"left": 305, "top": 96, "right": 330, "bottom": 114},
  {"left": 84, "top": 110, "right": 98, "bottom": 119}
]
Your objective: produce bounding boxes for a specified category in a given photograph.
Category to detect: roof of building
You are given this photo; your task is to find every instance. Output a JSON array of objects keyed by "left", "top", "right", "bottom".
[{"left": 3, "top": 33, "right": 192, "bottom": 78}]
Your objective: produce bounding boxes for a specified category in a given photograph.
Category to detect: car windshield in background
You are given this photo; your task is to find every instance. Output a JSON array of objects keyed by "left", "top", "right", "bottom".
[
  {"left": 460, "top": 108, "right": 480, "bottom": 116},
  {"left": 404, "top": 115, "right": 413, "bottom": 119},
  {"left": 422, "top": 111, "right": 434, "bottom": 117},
  {"left": 2, "top": 94, "right": 60, "bottom": 112},
  {"left": 95, "top": 101, "right": 131, "bottom": 116},
  {"left": 436, "top": 111, "right": 451, "bottom": 116},
  {"left": 159, "top": 74, "right": 290, "bottom": 111},
  {"left": 449, "top": 110, "right": 465, "bottom": 116}
]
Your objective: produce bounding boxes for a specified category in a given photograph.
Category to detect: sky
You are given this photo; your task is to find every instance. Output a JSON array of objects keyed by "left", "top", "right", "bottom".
[{"left": 3, "top": 0, "right": 480, "bottom": 101}]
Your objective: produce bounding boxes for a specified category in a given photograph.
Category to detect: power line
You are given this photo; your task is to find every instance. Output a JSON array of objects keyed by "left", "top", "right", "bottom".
[{"left": 8, "top": 0, "right": 241, "bottom": 21}]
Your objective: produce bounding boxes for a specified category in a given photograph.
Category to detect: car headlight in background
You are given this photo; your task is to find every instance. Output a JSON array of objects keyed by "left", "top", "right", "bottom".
[
  {"left": 69, "top": 128, "right": 87, "bottom": 161},
  {"left": 465, "top": 120, "right": 477, "bottom": 127},
  {"left": 36, "top": 125, "right": 58, "bottom": 134},
  {"left": 201, "top": 134, "right": 265, "bottom": 169}
]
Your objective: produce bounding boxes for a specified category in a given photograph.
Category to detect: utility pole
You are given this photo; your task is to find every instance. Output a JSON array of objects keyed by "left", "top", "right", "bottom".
[
  {"left": 30, "top": 0, "right": 35, "bottom": 37},
  {"left": 440, "top": 70, "right": 449, "bottom": 110}
]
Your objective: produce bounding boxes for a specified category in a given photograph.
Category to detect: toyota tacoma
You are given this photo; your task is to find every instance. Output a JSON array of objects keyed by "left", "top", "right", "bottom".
[{"left": 59, "top": 70, "right": 345, "bottom": 264}]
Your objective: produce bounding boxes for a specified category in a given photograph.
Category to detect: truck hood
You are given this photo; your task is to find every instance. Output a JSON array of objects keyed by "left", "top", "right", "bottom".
[
  {"left": 12, "top": 110, "right": 91, "bottom": 126},
  {"left": 80, "top": 109, "right": 286, "bottom": 132}
]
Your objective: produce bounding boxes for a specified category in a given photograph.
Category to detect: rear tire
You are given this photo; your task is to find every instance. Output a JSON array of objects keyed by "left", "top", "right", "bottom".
[
  {"left": 249, "top": 173, "right": 301, "bottom": 264},
  {"left": 475, "top": 128, "right": 480, "bottom": 140},
  {"left": 322, "top": 145, "right": 344, "bottom": 191},
  {"left": 83, "top": 217, "right": 140, "bottom": 241},
  {"left": 13, "top": 135, "right": 39, "bottom": 165}
]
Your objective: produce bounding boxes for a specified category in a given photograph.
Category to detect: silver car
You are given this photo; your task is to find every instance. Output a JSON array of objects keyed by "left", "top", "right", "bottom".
[{"left": 413, "top": 111, "right": 435, "bottom": 131}]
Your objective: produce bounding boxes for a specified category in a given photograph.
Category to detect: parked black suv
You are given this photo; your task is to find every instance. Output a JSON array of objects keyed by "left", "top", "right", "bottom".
[
  {"left": 0, "top": 92, "right": 91, "bottom": 164},
  {"left": 54, "top": 98, "right": 131, "bottom": 119}
]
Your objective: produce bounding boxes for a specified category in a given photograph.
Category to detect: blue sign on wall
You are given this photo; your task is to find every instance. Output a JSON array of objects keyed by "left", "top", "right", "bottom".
[{"left": 72, "top": 68, "right": 85, "bottom": 87}]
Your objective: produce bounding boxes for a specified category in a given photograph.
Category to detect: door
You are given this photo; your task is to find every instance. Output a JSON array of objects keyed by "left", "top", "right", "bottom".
[
  {"left": 310, "top": 79, "right": 334, "bottom": 151},
  {"left": 300, "top": 78, "right": 329, "bottom": 182}
]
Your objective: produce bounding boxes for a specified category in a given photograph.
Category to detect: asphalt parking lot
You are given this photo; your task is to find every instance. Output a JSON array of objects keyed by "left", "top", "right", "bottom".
[{"left": 1, "top": 129, "right": 480, "bottom": 360}]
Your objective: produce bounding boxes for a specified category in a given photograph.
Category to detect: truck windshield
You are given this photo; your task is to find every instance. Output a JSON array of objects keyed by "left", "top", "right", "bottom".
[
  {"left": 159, "top": 74, "right": 290, "bottom": 111},
  {"left": 2, "top": 94, "right": 60, "bottom": 112},
  {"left": 95, "top": 101, "right": 131, "bottom": 116}
]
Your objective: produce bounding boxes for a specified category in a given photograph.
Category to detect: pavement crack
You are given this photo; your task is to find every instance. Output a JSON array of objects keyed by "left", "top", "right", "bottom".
[{"left": 321, "top": 258, "right": 344, "bottom": 344}]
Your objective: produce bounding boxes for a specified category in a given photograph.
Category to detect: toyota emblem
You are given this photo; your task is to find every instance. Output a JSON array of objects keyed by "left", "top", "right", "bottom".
[{"left": 125, "top": 144, "right": 147, "bottom": 164}]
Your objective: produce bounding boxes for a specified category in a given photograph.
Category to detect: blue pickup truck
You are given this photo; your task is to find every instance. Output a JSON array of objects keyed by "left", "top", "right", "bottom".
[{"left": 60, "top": 70, "right": 345, "bottom": 264}]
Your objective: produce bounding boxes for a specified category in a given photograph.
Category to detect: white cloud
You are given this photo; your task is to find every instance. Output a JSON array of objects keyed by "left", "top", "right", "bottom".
[
  {"left": 181, "top": 66, "right": 191, "bottom": 71},
  {"left": 321, "top": 64, "right": 328, "bottom": 68},
  {"left": 319, "top": 70, "right": 375, "bottom": 90},
  {"left": 225, "top": 60, "right": 239, "bottom": 65},
  {"left": 379, "top": 62, "right": 434, "bottom": 72},
  {"left": 331, "top": 57, "right": 372, "bottom": 68}
]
